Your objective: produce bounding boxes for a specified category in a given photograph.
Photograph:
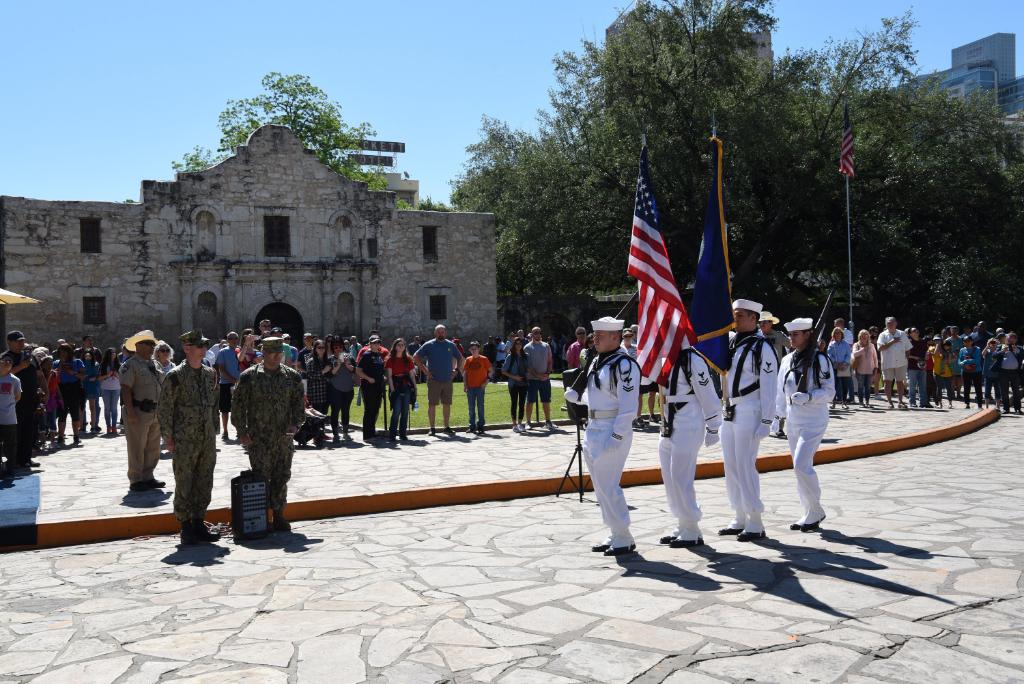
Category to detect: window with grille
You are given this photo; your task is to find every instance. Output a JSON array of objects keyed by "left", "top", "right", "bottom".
[
  {"left": 422, "top": 226, "right": 438, "bottom": 262},
  {"left": 83, "top": 297, "right": 106, "bottom": 325},
  {"left": 80, "top": 218, "right": 101, "bottom": 253},
  {"left": 264, "top": 216, "right": 290, "bottom": 257},
  {"left": 429, "top": 295, "right": 447, "bottom": 320}
]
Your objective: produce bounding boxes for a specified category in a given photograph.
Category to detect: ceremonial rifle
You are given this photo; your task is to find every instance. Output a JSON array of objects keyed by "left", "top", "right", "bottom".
[{"left": 797, "top": 289, "right": 835, "bottom": 394}]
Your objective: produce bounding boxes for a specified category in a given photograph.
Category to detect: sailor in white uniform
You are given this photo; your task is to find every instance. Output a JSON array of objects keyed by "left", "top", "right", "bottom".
[
  {"left": 775, "top": 317, "right": 834, "bottom": 531},
  {"left": 719, "top": 299, "right": 779, "bottom": 542},
  {"left": 564, "top": 316, "right": 640, "bottom": 556},
  {"left": 657, "top": 347, "right": 723, "bottom": 547}
]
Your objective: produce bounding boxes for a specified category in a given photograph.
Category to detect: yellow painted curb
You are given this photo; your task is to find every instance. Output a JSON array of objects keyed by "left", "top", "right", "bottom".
[{"left": 12, "top": 408, "right": 1000, "bottom": 552}]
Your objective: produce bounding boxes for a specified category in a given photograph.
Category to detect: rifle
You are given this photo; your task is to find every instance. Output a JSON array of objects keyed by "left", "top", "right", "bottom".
[{"left": 797, "top": 289, "right": 835, "bottom": 393}]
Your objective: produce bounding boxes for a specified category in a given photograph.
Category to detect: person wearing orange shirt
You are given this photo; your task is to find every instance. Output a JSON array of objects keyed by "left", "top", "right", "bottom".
[{"left": 463, "top": 341, "right": 492, "bottom": 435}]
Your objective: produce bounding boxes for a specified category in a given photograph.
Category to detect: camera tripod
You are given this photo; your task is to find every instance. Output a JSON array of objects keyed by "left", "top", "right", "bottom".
[{"left": 555, "top": 419, "right": 589, "bottom": 501}]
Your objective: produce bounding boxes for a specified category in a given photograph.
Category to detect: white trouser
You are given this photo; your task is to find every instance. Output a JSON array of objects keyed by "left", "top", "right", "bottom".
[
  {"left": 583, "top": 420, "right": 633, "bottom": 546},
  {"left": 720, "top": 401, "right": 765, "bottom": 528},
  {"left": 787, "top": 417, "right": 827, "bottom": 524},
  {"left": 658, "top": 403, "right": 703, "bottom": 536}
]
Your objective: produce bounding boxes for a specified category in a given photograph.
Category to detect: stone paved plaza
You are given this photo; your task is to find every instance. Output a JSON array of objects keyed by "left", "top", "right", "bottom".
[
  {"left": 28, "top": 406, "right": 964, "bottom": 523},
  {"left": 0, "top": 412, "right": 1020, "bottom": 682}
]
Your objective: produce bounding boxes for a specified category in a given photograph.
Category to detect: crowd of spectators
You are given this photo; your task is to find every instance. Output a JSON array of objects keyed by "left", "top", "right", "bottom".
[{"left": 3, "top": 313, "right": 1020, "bottom": 477}]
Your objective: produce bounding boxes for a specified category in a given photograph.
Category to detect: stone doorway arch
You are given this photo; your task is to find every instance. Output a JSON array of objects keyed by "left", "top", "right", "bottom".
[{"left": 254, "top": 302, "right": 304, "bottom": 343}]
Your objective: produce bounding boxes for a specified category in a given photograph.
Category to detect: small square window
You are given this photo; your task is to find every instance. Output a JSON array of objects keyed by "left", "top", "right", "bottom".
[
  {"left": 366, "top": 238, "right": 378, "bottom": 259},
  {"left": 80, "top": 218, "right": 101, "bottom": 253},
  {"left": 422, "top": 226, "right": 438, "bottom": 262},
  {"left": 83, "top": 297, "right": 106, "bottom": 325},
  {"left": 429, "top": 295, "right": 447, "bottom": 321},
  {"left": 264, "top": 216, "right": 290, "bottom": 257}
]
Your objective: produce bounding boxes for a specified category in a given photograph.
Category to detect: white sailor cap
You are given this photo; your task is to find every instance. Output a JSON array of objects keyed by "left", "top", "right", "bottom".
[
  {"left": 784, "top": 317, "right": 814, "bottom": 332},
  {"left": 732, "top": 298, "right": 763, "bottom": 314},
  {"left": 591, "top": 316, "right": 625, "bottom": 332}
]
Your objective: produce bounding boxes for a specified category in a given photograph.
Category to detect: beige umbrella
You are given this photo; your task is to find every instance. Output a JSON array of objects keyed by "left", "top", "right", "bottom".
[{"left": 0, "top": 288, "right": 41, "bottom": 304}]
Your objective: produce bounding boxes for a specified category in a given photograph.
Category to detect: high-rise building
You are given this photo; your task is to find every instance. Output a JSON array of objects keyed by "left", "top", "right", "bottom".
[{"left": 924, "top": 33, "right": 1024, "bottom": 115}]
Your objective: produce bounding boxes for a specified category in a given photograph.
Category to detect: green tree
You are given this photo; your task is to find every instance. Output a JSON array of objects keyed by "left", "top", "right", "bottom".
[
  {"left": 173, "top": 72, "right": 386, "bottom": 190},
  {"left": 452, "top": 0, "right": 1024, "bottom": 326}
]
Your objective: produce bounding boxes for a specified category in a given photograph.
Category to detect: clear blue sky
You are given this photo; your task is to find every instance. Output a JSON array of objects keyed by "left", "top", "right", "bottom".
[{"left": 2, "top": 1, "right": 1022, "bottom": 205}]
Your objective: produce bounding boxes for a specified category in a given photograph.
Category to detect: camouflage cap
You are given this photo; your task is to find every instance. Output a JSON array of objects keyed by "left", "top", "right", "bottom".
[
  {"left": 180, "top": 329, "right": 211, "bottom": 347},
  {"left": 261, "top": 336, "right": 284, "bottom": 353}
]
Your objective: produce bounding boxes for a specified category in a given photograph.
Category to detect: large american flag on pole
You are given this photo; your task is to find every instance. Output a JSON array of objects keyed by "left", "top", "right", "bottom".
[
  {"left": 839, "top": 101, "right": 855, "bottom": 177},
  {"left": 627, "top": 145, "right": 695, "bottom": 385}
]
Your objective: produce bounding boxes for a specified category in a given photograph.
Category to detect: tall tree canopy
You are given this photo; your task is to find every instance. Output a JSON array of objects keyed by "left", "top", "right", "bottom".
[
  {"left": 173, "top": 72, "right": 385, "bottom": 190},
  {"left": 452, "top": 0, "right": 1024, "bottom": 326}
]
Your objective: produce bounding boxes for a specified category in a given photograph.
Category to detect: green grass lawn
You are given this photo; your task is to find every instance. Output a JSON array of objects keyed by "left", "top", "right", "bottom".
[{"left": 339, "top": 380, "right": 567, "bottom": 430}]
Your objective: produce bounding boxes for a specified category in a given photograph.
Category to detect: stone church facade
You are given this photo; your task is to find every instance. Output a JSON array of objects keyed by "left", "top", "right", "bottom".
[{"left": 0, "top": 125, "right": 497, "bottom": 347}]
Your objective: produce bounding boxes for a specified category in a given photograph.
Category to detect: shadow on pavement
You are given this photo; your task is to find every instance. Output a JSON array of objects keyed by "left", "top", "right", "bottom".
[
  {"left": 120, "top": 490, "right": 171, "bottom": 508},
  {"left": 235, "top": 531, "right": 324, "bottom": 554},
  {"left": 161, "top": 543, "right": 230, "bottom": 567}
]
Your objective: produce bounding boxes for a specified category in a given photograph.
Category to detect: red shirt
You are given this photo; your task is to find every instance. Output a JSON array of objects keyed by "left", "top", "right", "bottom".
[{"left": 385, "top": 355, "right": 415, "bottom": 388}]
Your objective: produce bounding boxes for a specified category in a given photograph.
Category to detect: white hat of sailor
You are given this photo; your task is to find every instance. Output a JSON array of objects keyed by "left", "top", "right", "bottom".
[
  {"left": 591, "top": 316, "right": 625, "bottom": 332},
  {"left": 731, "top": 298, "right": 763, "bottom": 314},
  {"left": 784, "top": 317, "right": 814, "bottom": 332}
]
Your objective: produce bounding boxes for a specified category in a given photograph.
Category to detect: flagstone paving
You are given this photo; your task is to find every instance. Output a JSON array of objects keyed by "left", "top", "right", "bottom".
[
  {"left": 0, "top": 412, "right": 1020, "bottom": 682},
  {"left": 29, "top": 404, "right": 967, "bottom": 523}
]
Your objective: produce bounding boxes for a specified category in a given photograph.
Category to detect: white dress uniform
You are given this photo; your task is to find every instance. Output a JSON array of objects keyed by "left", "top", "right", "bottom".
[
  {"left": 721, "top": 299, "right": 779, "bottom": 540},
  {"left": 564, "top": 318, "right": 640, "bottom": 555},
  {"left": 775, "top": 317, "right": 834, "bottom": 530},
  {"left": 657, "top": 349, "right": 723, "bottom": 545}
]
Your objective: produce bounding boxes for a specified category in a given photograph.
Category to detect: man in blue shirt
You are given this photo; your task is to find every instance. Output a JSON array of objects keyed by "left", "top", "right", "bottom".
[
  {"left": 216, "top": 332, "right": 241, "bottom": 440},
  {"left": 414, "top": 324, "right": 464, "bottom": 436}
]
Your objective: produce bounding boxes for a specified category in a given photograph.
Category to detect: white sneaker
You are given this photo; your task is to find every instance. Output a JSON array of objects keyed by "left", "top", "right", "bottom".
[
  {"left": 525, "top": 422, "right": 533, "bottom": 430},
  {"left": 512, "top": 424, "right": 522, "bottom": 433},
  {"left": 545, "top": 421, "right": 555, "bottom": 430}
]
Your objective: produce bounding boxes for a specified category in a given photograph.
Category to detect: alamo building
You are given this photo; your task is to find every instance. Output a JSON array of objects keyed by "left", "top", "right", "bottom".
[{"left": 0, "top": 125, "right": 497, "bottom": 346}]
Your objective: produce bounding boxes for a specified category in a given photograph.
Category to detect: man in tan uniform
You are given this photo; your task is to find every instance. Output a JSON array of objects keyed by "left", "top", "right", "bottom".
[{"left": 120, "top": 330, "right": 164, "bottom": 492}]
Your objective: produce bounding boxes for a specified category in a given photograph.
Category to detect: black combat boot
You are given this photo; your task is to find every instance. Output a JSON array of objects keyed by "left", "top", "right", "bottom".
[
  {"left": 191, "top": 519, "right": 221, "bottom": 543},
  {"left": 273, "top": 508, "right": 291, "bottom": 532},
  {"left": 179, "top": 520, "right": 197, "bottom": 545}
]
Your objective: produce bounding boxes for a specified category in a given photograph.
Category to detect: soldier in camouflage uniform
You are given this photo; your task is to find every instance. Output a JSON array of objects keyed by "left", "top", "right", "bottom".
[
  {"left": 231, "top": 337, "right": 305, "bottom": 531},
  {"left": 159, "top": 330, "right": 221, "bottom": 545}
]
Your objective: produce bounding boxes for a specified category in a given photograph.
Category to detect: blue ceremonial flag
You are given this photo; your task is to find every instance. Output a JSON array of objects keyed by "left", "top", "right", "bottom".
[{"left": 692, "top": 136, "right": 734, "bottom": 374}]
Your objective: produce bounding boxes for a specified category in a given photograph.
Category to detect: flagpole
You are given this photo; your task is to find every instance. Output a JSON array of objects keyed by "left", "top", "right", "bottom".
[{"left": 845, "top": 173, "right": 853, "bottom": 330}]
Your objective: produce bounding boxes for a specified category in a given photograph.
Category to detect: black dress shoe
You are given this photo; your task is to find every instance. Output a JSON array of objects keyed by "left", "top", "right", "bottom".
[
  {"left": 718, "top": 527, "right": 743, "bottom": 536},
  {"left": 146, "top": 479, "right": 166, "bottom": 489},
  {"left": 669, "top": 537, "right": 705, "bottom": 548},
  {"left": 129, "top": 482, "right": 148, "bottom": 492},
  {"left": 659, "top": 535, "right": 677, "bottom": 545},
  {"left": 590, "top": 543, "right": 611, "bottom": 553},
  {"left": 800, "top": 515, "right": 826, "bottom": 532},
  {"left": 736, "top": 531, "right": 767, "bottom": 542},
  {"left": 604, "top": 544, "right": 637, "bottom": 556},
  {"left": 789, "top": 523, "right": 802, "bottom": 530}
]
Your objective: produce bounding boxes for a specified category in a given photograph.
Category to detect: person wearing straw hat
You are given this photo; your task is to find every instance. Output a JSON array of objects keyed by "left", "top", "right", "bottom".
[
  {"left": 657, "top": 345, "right": 723, "bottom": 548},
  {"left": 232, "top": 337, "right": 306, "bottom": 531},
  {"left": 120, "top": 330, "right": 165, "bottom": 492},
  {"left": 758, "top": 311, "right": 790, "bottom": 439},
  {"left": 564, "top": 316, "right": 640, "bottom": 556},
  {"left": 775, "top": 317, "right": 834, "bottom": 532},
  {"left": 719, "top": 299, "right": 778, "bottom": 542},
  {"left": 159, "top": 330, "right": 221, "bottom": 544}
]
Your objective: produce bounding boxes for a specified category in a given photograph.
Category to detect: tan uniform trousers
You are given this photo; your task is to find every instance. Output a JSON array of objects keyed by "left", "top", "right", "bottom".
[{"left": 126, "top": 411, "right": 161, "bottom": 484}]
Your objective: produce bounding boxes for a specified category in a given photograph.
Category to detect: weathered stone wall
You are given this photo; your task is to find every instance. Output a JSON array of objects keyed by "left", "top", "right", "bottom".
[
  {"left": 388, "top": 210, "right": 499, "bottom": 341},
  {"left": 0, "top": 125, "right": 497, "bottom": 349}
]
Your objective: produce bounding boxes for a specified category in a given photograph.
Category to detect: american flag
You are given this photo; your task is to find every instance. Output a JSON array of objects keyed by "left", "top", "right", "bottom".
[
  {"left": 839, "top": 102, "right": 855, "bottom": 177},
  {"left": 627, "top": 145, "right": 695, "bottom": 385}
]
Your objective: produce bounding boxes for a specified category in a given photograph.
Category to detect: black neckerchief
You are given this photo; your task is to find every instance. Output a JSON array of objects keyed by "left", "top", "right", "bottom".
[
  {"left": 727, "top": 330, "right": 757, "bottom": 370},
  {"left": 791, "top": 343, "right": 816, "bottom": 389}
]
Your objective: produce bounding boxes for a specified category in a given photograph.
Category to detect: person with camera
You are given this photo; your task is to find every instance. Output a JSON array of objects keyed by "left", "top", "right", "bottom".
[
  {"left": 657, "top": 345, "right": 722, "bottom": 548},
  {"left": 992, "top": 332, "right": 1024, "bottom": 414},
  {"left": 564, "top": 317, "right": 640, "bottom": 556},
  {"left": 877, "top": 317, "right": 911, "bottom": 409},
  {"left": 958, "top": 336, "right": 983, "bottom": 409},
  {"left": 719, "top": 299, "right": 778, "bottom": 542},
  {"left": 120, "top": 330, "right": 165, "bottom": 492},
  {"left": 326, "top": 339, "right": 356, "bottom": 442},
  {"left": 775, "top": 317, "right": 834, "bottom": 533},
  {"left": 159, "top": 330, "right": 220, "bottom": 544}
]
